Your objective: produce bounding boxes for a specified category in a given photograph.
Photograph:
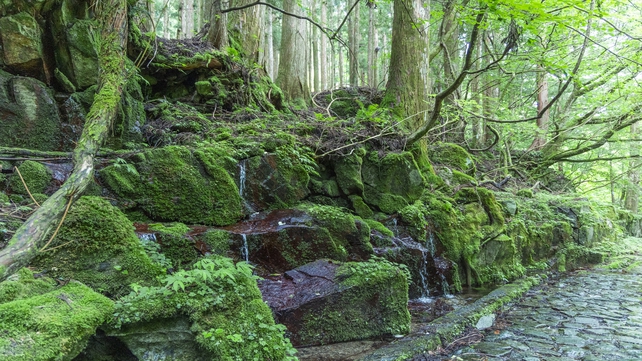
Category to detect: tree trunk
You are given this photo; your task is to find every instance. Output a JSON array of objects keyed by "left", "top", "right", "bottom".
[
  {"left": 178, "top": 1, "right": 184, "bottom": 38},
  {"left": 0, "top": 0, "right": 128, "bottom": 281},
  {"left": 625, "top": 122, "right": 640, "bottom": 213},
  {"left": 260, "top": 11, "right": 275, "bottom": 79},
  {"left": 320, "top": 0, "right": 328, "bottom": 89},
  {"left": 312, "top": 0, "right": 320, "bottom": 92},
  {"left": 367, "top": 2, "right": 375, "bottom": 88},
  {"left": 163, "top": 1, "right": 170, "bottom": 38},
  {"left": 207, "top": 0, "right": 228, "bottom": 48},
  {"left": 384, "top": 0, "right": 430, "bottom": 132},
  {"left": 183, "top": 0, "right": 194, "bottom": 38},
  {"left": 529, "top": 66, "right": 549, "bottom": 150},
  {"left": 348, "top": 2, "right": 360, "bottom": 87},
  {"left": 228, "top": 0, "right": 263, "bottom": 61},
  {"left": 276, "top": 0, "right": 311, "bottom": 104}
]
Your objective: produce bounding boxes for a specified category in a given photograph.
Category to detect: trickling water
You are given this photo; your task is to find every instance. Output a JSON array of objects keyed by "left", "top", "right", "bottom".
[
  {"left": 426, "top": 231, "right": 436, "bottom": 257},
  {"left": 241, "top": 234, "right": 249, "bottom": 262},
  {"left": 440, "top": 273, "right": 451, "bottom": 295},
  {"left": 238, "top": 160, "right": 247, "bottom": 197},
  {"left": 138, "top": 233, "right": 157, "bottom": 243},
  {"left": 392, "top": 218, "right": 399, "bottom": 236},
  {"left": 418, "top": 248, "right": 431, "bottom": 298}
]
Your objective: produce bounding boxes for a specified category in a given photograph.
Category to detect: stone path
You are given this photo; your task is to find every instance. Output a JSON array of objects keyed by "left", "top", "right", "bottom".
[{"left": 444, "top": 264, "right": 642, "bottom": 361}]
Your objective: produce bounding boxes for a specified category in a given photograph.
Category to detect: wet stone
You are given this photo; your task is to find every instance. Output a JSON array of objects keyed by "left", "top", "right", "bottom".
[{"left": 438, "top": 259, "right": 642, "bottom": 361}]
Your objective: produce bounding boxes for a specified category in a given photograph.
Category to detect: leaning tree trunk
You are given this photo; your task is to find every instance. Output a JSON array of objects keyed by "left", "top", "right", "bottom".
[{"left": 0, "top": 0, "right": 128, "bottom": 281}]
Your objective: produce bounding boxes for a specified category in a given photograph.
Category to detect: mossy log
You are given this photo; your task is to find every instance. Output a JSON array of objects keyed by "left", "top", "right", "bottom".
[{"left": 0, "top": 0, "right": 129, "bottom": 281}]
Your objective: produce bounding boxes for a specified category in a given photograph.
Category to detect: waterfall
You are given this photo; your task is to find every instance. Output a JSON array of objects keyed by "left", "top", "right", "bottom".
[
  {"left": 241, "top": 234, "right": 249, "bottom": 262},
  {"left": 417, "top": 248, "right": 431, "bottom": 300},
  {"left": 426, "top": 231, "right": 436, "bottom": 257},
  {"left": 137, "top": 233, "right": 157, "bottom": 243},
  {"left": 238, "top": 159, "right": 247, "bottom": 197}
]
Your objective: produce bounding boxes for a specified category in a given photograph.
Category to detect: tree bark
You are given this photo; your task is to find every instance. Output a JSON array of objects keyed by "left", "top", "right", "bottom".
[
  {"left": 228, "top": 0, "right": 263, "bottom": 61},
  {"left": 348, "top": 2, "right": 360, "bottom": 87},
  {"left": 625, "top": 122, "right": 640, "bottom": 213},
  {"left": 384, "top": 0, "right": 430, "bottom": 132},
  {"left": 207, "top": 0, "right": 228, "bottom": 48},
  {"left": 0, "top": 0, "right": 128, "bottom": 280},
  {"left": 276, "top": 0, "right": 311, "bottom": 104},
  {"left": 367, "top": 2, "right": 375, "bottom": 88},
  {"left": 529, "top": 67, "right": 550, "bottom": 150}
]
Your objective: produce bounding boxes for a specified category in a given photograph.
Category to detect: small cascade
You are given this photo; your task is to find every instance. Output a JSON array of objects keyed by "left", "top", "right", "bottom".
[
  {"left": 240, "top": 234, "right": 249, "bottom": 262},
  {"left": 426, "top": 231, "right": 436, "bottom": 257},
  {"left": 238, "top": 159, "right": 247, "bottom": 197},
  {"left": 417, "top": 248, "right": 432, "bottom": 300},
  {"left": 391, "top": 218, "right": 399, "bottom": 236},
  {"left": 137, "top": 232, "right": 157, "bottom": 243}
]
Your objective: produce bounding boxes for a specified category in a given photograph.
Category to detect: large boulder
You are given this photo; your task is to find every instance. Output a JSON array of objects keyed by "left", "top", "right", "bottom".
[
  {"left": 259, "top": 259, "right": 411, "bottom": 346},
  {"left": 361, "top": 151, "right": 426, "bottom": 213},
  {"left": 108, "top": 256, "right": 297, "bottom": 360},
  {"left": 100, "top": 146, "right": 243, "bottom": 226},
  {"left": 31, "top": 196, "right": 164, "bottom": 297},
  {"left": 0, "top": 12, "right": 43, "bottom": 77},
  {"left": 0, "top": 269, "right": 114, "bottom": 361},
  {"left": 0, "top": 71, "right": 62, "bottom": 150}
]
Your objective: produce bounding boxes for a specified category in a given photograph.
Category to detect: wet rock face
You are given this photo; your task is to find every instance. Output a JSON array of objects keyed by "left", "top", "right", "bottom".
[
  {"left": 222, "top": 208, "right": 373, "bottom": 273},
  {"left": 259, "top": 259, "right": 410, "bottom": 346}
]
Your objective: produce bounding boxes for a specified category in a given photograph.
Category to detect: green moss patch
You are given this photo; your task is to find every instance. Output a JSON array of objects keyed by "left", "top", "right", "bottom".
[
  {"left": 31, "top": 196, "right": 163, "bottom": 297},
  {"left": 0, "top": 281, "right": 114, "bottom": 361},
  {"left": 9, "top": 160, "right": 51, "bottom": 195}
]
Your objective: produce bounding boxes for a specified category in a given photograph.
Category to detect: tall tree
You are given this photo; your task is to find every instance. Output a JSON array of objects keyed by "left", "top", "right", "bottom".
[
  {"left": 228, "top": 0, "right": 264, "bottom": 61},
  {"left": 384, "top": 0, "right": 430, "bottom": 132},
  {"left": 276, "top": 0, "right": 311, "bottom": 104},
  {"left": 348, "top": 1, "right": 360, "bottom": 86}
]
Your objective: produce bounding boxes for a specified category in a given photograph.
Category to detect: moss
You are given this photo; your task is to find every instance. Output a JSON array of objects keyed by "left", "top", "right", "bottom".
[
  {"left": 31, "top": 196, "right": 163, "bottom": 297},
  {"left": 349, "top": 195, "right": 374, "bottom": 218},
  {"left": 0, "top": 268, "right": 57, "bottom": 303},
  {"left": 200, "top": 229, "right": 231, "bottom": 255},
  {"left": 111, "top": 256, "right": 296, "bottom": 360},
  {"left": 101, "top": 146, "right": 243, "bottom": 226},
  {"left": 148, "top": 223, "right": 197, "bottom": 269},
  {"left": 428, "top": 142, "right": 476, "bottom": 175},
  {"left": 0, "top": 192, "right": 8, "bottom": 204},
  {"left": 455, "top": 187, "right": 505, "bottom": 226},
  {"left": 298, "top": 258, "right": 410, "bottom": 345},
  {"left": 298, "top": 203, "right": 374, "bottom": 259},
  {"left": 516, "top": 188, "right": 534, "bottom": 198},
  {"left": 0, "top": 281, "right": 114, "bottom": 360},
  {"left": 9, "top": 160, "right": 51, "bottom": 195},
  {"left": 334, "top": 149, "right": 365, "bottom": 195},
  {"left": 361, "top": 151, "right": 426, "bottom": 214}
]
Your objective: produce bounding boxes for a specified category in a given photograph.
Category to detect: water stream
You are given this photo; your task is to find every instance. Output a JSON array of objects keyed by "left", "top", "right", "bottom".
[{"left": 240, "top": 234, "right": 249, "bottom": 262}]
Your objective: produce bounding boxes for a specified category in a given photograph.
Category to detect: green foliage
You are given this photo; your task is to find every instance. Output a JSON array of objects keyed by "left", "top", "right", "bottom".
[{"left": 112, "top": 256, "right": 297, "bottom": 361}]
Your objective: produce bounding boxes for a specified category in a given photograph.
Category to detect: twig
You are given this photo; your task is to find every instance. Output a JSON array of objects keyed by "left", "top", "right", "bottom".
[{"left": 14, "top": 166, "right": 40, "bottom": 207}]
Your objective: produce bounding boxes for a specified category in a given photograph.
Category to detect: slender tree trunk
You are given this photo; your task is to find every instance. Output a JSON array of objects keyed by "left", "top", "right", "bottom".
[
  {"left": 276, "top": 0, "right": 311, "bottom": 103},
  {"left": 367, "top": 2, "right": 375, "bottom": 87},
  {"left": 163, "top": 0, "right": 170, "bottom": 38},
  {"left": 183, "top": 0, "right": 194, "bottom": 37},
  {"left": 312, "top": 0, "right": 320, "bottom": 92},
  {"left": 0, "top": 0, "right": 128, "bottom": 281},
  {"left": 260, "top": 11, "right": 275, "bottom": 79},
  {"left": 178, "top": 1, "right": 184, "bottom": 38},
  {"left": 320, "top": 0, "right": 328, "bottom": 89},
  {"left": 529, "top": 66, "right": 549, "bottom": 150},
  {"left": 338, "top": 46, "right": 344, "bottom": 87},
  {"left": 625, "top": 122, "right": 640, "bottom": 213},
  {"left": 348, "top": 3, "right": 360, "bottom": 87}
]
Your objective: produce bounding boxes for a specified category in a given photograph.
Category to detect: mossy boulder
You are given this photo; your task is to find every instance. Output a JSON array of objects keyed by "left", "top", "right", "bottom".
[
  {"left": 334, "top": 148, "right": 365, "bottom": 195},
  {"left": 109, "top": 256, "right": 296, "bottom": 361},
  {"left": 30, "top": 196, "right": 163, "bottom": 297},
  {"left": 0, "top": 70, "right": 62, "bottom": 150},
  {"left": 260, "top": 259, "right": 411, "bottom": 346},
  {"left": 361, "top": 151, "right": 426, "bottom": 213},
  {"left": 0, "top": 277, "right": 114, "bottom": 361},
  {"left": 100, "top": 146, "right": 243, "bottom": 226},
  {"left": 0, "top": 12, "right": 43, "bottom": 77},
  {"left": 240, "top": 152, "right": 310, "bottom": 211},
  {"left": 8, "top": 160, "right": 51, "bottom": 195},
  {"left": 147, "top": 222, "right": 198, "bottom": 270},
  {"left": 0, "top": 267, "right": 56, "bottom": 303},
  {"left": 428, "top": 142, "right": 476, "bottom": 175}
]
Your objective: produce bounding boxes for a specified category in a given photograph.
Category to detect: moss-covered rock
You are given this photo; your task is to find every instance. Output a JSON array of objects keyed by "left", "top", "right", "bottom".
[
  {"left": 334, "top": 148, "right": 365, "bottom": 195},
  {"left": 147, "top": 222, "right": 197, "bottom": 270},
  {"left": 110, "top": 256, "right": 297, "bottom": 361},
  {"left": 100, "top": 146, "right": 243, "bottom": 226},
  {"left": 0, "top": 12, "right": 43, "bottom": 77},
  {"left": 0, "top": 71, "right": 62, "bottom": 151},
  {"left": 260, "top": 259, "right": 410, "bottom": 346},
  {"left": 8, "top": 160, "right": 51, "bottom": 195},
  {"left": 30, "top": 196, "right": 163, "bottom": 297},
  {"left": 0, "top": 280, "right": 114, "bottom": 361},
  {"left": 362, "top": 151, "right": 426, "bottom": 213},
  {"left": 0, "top": 268, "right": 56, "bottom": 303},
  {"left": 428, "top": 142, "right": 476, "bottom": 175}
]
